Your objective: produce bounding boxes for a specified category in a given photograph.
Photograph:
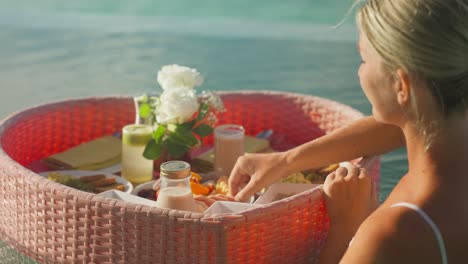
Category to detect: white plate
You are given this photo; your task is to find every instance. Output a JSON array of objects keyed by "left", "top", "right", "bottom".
[
  {"left": 96, "top": 163, "right": 122, "bottom": 174},
  {"left": 40, "top": 170, "right": 133, "bottom": 193}
]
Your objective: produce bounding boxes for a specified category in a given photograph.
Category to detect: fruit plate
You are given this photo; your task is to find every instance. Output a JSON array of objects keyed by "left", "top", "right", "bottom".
[{"left": 39, "top": 170, "right": 133, "bottom": 193}]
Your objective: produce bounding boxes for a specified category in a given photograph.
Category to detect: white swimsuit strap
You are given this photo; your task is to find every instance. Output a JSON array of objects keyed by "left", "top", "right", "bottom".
[{"left": 391, "top": 202, "right": 448, "bottom": 264}]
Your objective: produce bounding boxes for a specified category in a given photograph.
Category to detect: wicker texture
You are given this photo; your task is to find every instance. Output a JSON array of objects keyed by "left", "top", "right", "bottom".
[{"left": 0, "top": 91, "right": 380, "bottom": 264}]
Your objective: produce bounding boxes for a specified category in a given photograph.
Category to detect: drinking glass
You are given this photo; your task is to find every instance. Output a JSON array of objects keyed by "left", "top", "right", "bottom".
[
  {"left": 214, "top": 124, "right": 245, "bottom": 178},
  {"left": 121, "top": 124, "right": 153, "bottom": 185}
]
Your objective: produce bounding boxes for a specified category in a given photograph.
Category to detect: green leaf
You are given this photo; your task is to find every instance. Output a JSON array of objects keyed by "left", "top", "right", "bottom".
[
  {"left": 166, "top": 138, "right": 190, "bottom": 158},
  {"left": 152, "top": 125, "right": 166, "bottom": 142},
  {"left": 171, "top": 125, "right": 198, "bottom": 146},
  {"left": 139, "top": 103, "right": 151, "bottom": 118},
  {"left": 143, "top": 139, "right": 163, "bottom": 160},
  {"left": 196, "top": 102, "right": 210, "bottom": 121},
  {"left": 193, "top": 124, "right": 213, "bottom": 137},
  {"left": 181, "top": 119, "right": 196, "bottom": 130}
]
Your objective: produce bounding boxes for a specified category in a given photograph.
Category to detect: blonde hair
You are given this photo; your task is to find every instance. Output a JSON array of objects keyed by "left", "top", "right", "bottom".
[{"left": 356, "top": 0, "right": 468, "bottom": 148}]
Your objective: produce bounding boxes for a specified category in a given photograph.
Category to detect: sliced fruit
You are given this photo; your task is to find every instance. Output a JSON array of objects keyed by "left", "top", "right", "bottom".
[
  {"left": 205, "top": 182, "right": 215, "bottom": 194},
  {"left": 190, "top": 181, "right": 210, "bottom": 195},
  {"left": 191, "top": 171, "right": 203, "bottom": 181}
]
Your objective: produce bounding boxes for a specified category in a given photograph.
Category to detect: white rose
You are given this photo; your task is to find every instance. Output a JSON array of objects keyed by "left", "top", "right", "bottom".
[
  {"left": 155, "top": 87, "right": 199, "bottom": 124},
  {"left": 157, "top": 64, "right": 204, "bottom": 90}
]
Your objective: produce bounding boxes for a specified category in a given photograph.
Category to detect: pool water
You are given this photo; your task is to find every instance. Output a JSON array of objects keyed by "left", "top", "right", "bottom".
[{"left": 0, "top": 0, "right": 407, "bottom": 201}]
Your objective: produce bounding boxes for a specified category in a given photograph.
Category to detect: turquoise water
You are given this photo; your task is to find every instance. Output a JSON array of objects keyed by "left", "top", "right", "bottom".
[{"left": 0, "top": 0, "right": 407, "bottom": 201}]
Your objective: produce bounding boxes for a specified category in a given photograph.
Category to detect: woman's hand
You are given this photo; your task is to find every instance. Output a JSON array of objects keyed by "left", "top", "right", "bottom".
[
  {"left": 318, "top": 163, "right": 377, "bottom": 264},
  {"left": 323, "top": 162, "right": 378, "bottom": 237},
  {"left": 195, "top": 193, "right": 237, "bottom": 208},
  {"left": 228, "top": 152, "right": 290, "bottom": 202}
]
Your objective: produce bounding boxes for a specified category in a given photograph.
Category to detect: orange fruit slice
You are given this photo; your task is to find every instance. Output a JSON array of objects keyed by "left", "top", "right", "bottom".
[
  {"left": 190, "top": 181, "right": 210, "bottom": 195},
  {"left": 191, "top": 172, "right": 203, "bottom": 181}
]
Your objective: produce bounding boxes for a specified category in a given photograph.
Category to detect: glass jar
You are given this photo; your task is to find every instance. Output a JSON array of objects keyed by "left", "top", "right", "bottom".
[
  {"left": 155, "top": 161, "right": 197, "bottom": 212},
  {"left": 133, "top": 94, "right": 156, "bottom": 125}
]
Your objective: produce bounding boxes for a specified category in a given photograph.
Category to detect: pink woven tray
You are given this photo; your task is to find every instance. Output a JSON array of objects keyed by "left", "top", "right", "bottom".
[{"left": 0, "top": 91, "right": 380, "bottom": 263}]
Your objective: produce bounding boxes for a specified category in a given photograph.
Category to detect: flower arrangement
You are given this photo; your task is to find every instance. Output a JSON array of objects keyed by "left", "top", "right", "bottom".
[{"left": 137, "top": 64, "right": 225, "bottom": 160}]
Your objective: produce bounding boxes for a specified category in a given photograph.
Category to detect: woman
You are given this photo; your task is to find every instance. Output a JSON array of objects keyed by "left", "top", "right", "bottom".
[{"left": 229, "top": 0, "right": 468, "bottom": 263}]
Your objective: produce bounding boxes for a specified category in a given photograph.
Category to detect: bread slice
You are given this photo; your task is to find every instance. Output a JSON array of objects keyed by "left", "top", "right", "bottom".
[{"left": 95, "top": 184, "right": 125, "bottom": 193}]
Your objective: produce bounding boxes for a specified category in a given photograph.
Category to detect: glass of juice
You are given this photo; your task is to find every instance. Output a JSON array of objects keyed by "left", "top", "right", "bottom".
[
  {"left": 121, "top": 124, "right": 153, "bottom": 185},
  {"left": 214, "top": 124, "right": 245, "bottom": 179}
]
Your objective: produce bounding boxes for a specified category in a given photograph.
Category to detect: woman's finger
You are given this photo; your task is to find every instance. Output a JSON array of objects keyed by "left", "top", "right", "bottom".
[
  {"left": 210, "top": 194, "right": 236, "bottom": 201},
  {"left": 335, "top": 166, "right": 348, "bottom": 178},
  {"left": 194, "top": 195, "right": 216, "bottom": 207},
  {"left": 345, "top": 166, "right": 360, "bottom": 179},
  {"left": 327, "top": 171, "right": 336, "bottom": 181},
  {"left": 228, "top": 157, "right": 248, "bottom": 197},
  {"left": 323, "top": 171, "right": 335, "bottom": 195}
]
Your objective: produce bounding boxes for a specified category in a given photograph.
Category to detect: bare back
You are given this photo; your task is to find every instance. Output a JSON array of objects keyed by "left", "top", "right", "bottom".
[{"left": 362, "top": 173, "right": 468, "bottom": 263}]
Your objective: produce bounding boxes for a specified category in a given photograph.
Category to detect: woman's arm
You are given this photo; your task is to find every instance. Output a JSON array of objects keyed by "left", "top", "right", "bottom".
[
  {"left": 229, "top": 116, "right": 405, "bottom": 201},
  {"left": 285, "top": 116, "right": 405, "bottom": 173}
]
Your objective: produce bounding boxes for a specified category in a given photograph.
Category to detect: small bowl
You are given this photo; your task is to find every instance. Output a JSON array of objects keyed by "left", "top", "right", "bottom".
[{"left": 132, "top": 180, "right": 158, "bottom": 195}]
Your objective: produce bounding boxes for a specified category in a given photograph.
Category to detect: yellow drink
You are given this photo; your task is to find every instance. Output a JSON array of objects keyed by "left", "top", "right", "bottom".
[{"left": 121, "top": 124, "right": 153, "bottom": 185}]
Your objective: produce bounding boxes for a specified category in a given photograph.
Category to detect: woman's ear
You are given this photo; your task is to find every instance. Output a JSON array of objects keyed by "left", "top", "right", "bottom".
[{"left": 395, "top": 69, "right": 411, "bottom": 106}]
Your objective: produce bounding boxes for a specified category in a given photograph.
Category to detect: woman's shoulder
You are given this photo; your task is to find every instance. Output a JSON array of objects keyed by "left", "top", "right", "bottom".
[{"left": 341, "top": 203, "right": 444, "bottom": 264}]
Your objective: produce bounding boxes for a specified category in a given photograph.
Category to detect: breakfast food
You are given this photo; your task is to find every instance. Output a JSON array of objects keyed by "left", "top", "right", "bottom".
[
  {"left": 281, "top": 163, "right": 340, "bottom": 184},
  {"left": 281, "top": 172, "right": 311, "bottom": 184},
  {"left": 79, "top": 174, "right": 106, "bottom": 183},
  {"left": 47, "top": 172, "right": 125, "bottom": 193},
  {"left": 90, "top": 177, "right": 117, "bottom": 187},
  {"left": 137, "top": 188, "right": 158, "bottom": 201},
  {"left": 190, "top": 172, "right": 215, "bottom": 195},
  {"left": 48, "top": 173, "right": 94, "bottom": 192},
  {"left": 215, "top": 176, "right": 229, "bottom": 195},
  {"left": 136, "top": 172, "right": 225, "bottom": 201},
  {"left": 95, "top": 183, "right": 126, "bottom": 193}
]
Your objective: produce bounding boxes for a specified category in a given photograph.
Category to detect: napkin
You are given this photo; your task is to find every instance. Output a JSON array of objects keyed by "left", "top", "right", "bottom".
[
  {"left": 191, "top": 136, "right": 271, "bottom": 172},
  {"left": 204, "top": 201, "right": 261, "bottom": 214},
  {"left": 43, "top": 136, "right": 122, "bottom": 171}
]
